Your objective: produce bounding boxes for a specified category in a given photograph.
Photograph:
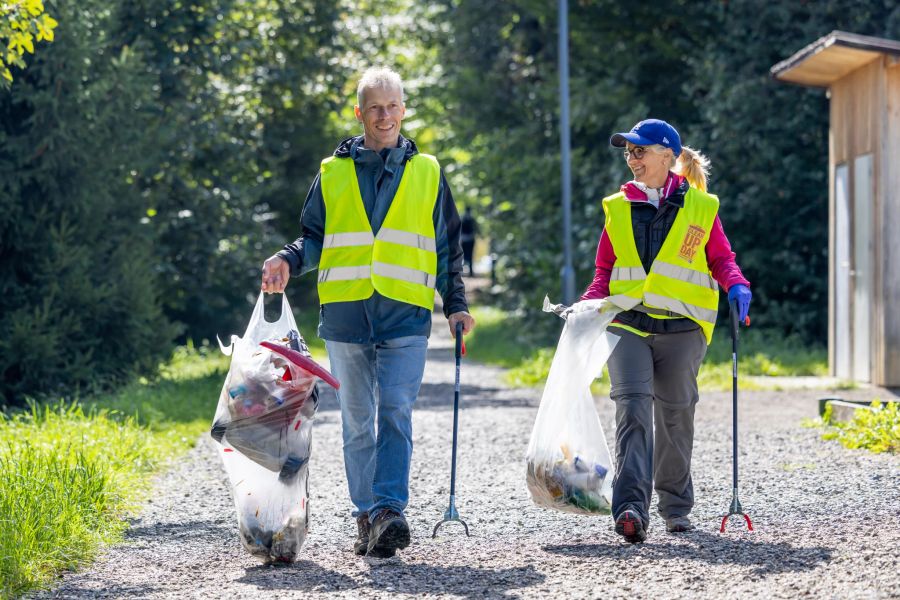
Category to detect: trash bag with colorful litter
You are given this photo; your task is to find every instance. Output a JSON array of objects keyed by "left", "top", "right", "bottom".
[
  {"left": 525, "top": 298, "right": 620, "bottom": 515},
  {"left": 212, "top": 292, "right": 339, "bottom": 563}
]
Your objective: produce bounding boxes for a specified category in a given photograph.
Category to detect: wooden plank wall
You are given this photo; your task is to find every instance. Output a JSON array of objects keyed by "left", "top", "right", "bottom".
[
  {"left": 884, "top": 59, "right": 900, "bottom": 385},
  {"left": 829, "top": 59, "right": 882, "bottom": 383}
]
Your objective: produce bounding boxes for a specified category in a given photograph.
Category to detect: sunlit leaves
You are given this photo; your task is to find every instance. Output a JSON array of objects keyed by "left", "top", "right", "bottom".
[{"left": 0, "top": 0, "right": 57, "bottom": 86}]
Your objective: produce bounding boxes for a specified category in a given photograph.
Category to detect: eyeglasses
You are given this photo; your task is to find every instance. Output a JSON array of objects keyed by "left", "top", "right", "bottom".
[{"left": 623, "top": 146, "right": 649, "bottom": 160}]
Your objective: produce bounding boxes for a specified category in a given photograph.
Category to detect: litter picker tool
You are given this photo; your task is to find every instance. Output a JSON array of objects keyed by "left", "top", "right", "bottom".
[
  {"left": 720, "top": 300, "right": 753, "bottom": 533},
  {"left": 432, "top": 321, "right": 471, "bottom": 538}
]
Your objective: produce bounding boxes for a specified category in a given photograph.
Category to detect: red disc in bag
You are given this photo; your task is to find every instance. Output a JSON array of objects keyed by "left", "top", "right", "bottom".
[{"left": 260, "top": 341, "right": 340, "bottom": 389}]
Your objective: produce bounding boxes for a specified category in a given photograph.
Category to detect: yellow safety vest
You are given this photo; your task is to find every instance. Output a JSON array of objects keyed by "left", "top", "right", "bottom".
[
  {"left": 602, "top": 187, "right": 720, "bottom": 343},
  {"left": 317, "top": 153, "right": 440, "bottom": 310}
]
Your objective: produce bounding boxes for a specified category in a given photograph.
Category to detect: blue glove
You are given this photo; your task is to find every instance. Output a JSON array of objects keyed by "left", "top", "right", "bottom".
[{"left": 727, "top": 284, "right": 752, "bottom": 323}]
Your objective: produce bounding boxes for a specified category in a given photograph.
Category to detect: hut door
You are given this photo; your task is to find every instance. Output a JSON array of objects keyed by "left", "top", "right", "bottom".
[
  {"left": 835, "top": 164, "right": 851, "bottom": 379},
  {"left": 852, "top": 154, "right": 874, "bottom": 382}
]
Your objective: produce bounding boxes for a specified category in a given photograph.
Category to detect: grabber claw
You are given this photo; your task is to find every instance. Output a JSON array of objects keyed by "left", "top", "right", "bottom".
[
  {"left": 431, "top": 495, "right": 470, "bottom": 538},
  {"left": 720, "top": 512, "right": 754, "bottom": 533},
  {"left": 720, "top": 489, "right": 753, "bottom": 533}
]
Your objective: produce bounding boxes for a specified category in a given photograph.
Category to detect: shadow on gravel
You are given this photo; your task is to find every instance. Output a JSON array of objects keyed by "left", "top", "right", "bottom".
[
  {"left": 125, "top": 519, "right": 232, "bottom": 541},
  {"left": 543, "top": 530, "right": 832, "bottom": 576},
  {"left": 236, "top": 561, "right": 359, "bottom": 592},
  {"left": 235, "top": 561, "right": 544, "bottom": 598},
  {"left": 364, "top": 562, "right": 545, "bottom": 599}
]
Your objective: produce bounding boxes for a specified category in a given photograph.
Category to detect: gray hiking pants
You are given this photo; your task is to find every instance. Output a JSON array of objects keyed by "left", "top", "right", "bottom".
[{"left": 606, "top": 327, "right": 707, "bottom": 525}]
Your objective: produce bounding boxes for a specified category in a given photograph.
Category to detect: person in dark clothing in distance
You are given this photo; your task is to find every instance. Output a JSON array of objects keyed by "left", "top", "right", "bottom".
[{"left": 460, "top": 205, "right": 478, "bottom": 277}]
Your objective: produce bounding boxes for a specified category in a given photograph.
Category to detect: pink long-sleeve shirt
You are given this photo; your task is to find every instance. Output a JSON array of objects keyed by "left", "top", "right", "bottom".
[{"left": 581, "top": 174, "right": 750, "bottom": 300}]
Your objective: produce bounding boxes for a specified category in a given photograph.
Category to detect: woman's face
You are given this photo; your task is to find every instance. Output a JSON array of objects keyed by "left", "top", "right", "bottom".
[{"left": 625, "top": 143, "right": 671, "bottom": 186}]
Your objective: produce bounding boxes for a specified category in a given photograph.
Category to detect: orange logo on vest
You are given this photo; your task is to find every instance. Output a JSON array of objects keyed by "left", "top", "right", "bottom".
[{"left": 678, "top": 225, "right": 706, "bottom": 263}]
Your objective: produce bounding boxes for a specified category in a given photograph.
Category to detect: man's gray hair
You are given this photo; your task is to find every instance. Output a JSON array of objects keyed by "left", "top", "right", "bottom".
[{"left": 356, "top": 66, "right": 404, "bottom": 107}]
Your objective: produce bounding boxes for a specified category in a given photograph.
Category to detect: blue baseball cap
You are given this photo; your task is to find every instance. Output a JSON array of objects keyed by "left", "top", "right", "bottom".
[{"left": 610, "top": 119, "right": 682, "bottom": 156}]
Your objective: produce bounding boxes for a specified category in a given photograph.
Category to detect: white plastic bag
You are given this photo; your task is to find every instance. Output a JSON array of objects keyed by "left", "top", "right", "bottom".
[
  {"left": 525, "top": 299, "right": 621, "bottom": 515},
  {"left": 211, "top": 292, "right": 337, "bottom": 563}
]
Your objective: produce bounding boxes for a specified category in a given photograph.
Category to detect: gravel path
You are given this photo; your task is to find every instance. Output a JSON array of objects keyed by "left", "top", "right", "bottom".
[{"left": 40, "top": 315, "right": 900, "bottom": 599}]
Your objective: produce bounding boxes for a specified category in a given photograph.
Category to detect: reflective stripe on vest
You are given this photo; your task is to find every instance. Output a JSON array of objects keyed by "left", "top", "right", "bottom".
[
  {"left": 643, "top": 292, "right": 719, "bottom": 324},
  {"left": 602, "top": 187, "right": 720, "bottom": 343},
  {"left": 318, "top": 265, "right": 371, "bottom": 283},
  {"left": 318, "top": 153, "right": 440, "bottom": 309},
  {"left": 651, "top": 261, "right": 718, "bottom": 291},
  {"left": 373, "top": 261, "right": 437, "bottom": 288},
  {"left": 376, "top": 227, "right": 437, "bottom": 253},
  {"left": 323, "top": 231, "right": 375, "bottom": 248},
  {"left": 611, "top": 266, "right": 646, "bottom": 281}
]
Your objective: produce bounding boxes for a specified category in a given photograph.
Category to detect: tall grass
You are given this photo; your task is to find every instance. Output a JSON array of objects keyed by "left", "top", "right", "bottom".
[{"left": 0, "top": 345, "right": 228, "bottom": 598}]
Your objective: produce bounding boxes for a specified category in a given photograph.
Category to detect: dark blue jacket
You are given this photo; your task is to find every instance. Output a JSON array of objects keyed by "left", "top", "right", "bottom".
[{"left": 277, "top": 135, "right": 469, "bottom": 343}]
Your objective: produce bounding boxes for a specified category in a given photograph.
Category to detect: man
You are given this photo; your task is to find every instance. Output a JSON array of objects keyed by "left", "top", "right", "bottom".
[
  {"left": 459, "top": 205, "right": 478, "bottom": 277},
  {"left": 260, "top": 67, "right": 475, "bottom": 558}
]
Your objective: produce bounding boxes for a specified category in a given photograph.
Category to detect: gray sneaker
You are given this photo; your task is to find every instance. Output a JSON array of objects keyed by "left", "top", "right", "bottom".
[{"left": 665, "top": 515, "right": 695, "bottom": 533}]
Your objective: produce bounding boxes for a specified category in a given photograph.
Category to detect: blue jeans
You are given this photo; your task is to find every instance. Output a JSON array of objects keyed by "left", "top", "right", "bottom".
[{"left": 325, "top": 335, "right": 428, "bottom": 520}]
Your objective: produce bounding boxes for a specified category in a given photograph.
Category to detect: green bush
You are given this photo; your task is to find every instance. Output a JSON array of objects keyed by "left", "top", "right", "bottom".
[{"left": 820, "top": 401, "right": 900, "bottom": 454}]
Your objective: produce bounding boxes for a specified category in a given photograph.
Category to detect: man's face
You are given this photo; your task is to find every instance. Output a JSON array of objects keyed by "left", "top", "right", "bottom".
[{"left": 354, "top": 84, "right": 405, "bottom": 152}]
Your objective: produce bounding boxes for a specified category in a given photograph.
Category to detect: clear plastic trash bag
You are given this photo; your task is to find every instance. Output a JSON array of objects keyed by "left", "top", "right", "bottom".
[
  {"left": 525, "top": 297, "right": 621, "bottom": 515},
  {"left": 211, "top": 292, "right": 338, "bottom": 563}
]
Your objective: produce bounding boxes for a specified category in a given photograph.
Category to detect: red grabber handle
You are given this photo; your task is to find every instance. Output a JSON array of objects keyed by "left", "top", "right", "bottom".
[{"left": 720, "top": 513, "right": 754, "bottom": 533}]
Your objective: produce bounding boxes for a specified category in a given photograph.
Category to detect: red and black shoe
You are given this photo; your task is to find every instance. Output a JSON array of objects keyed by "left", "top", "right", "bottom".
[{"left": 615, "top": 509, "right": 648, "bottom": 544}]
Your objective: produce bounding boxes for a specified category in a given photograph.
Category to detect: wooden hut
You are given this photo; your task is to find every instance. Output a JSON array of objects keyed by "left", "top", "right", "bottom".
[{"left": 771, "top": 31, "right": 900, "bottom": 386}]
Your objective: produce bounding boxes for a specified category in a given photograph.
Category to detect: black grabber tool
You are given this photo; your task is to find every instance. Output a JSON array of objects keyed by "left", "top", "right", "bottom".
[
  {"left": 720, "top": 299, "right": 754, "bottom": 533},
  {"left": 432, "top": 321, "right": 470, "bottom": 538}
]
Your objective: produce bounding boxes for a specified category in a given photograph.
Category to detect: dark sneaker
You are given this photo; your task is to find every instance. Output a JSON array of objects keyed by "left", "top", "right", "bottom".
[
  {"left": 366, "top": 510, "right": 410, "bottom": 558},
  {"left": 353, "top": 513, "right": 370, "bottom": 556},
  {"left": 665, "top": 515, "right": 695, "bottom": 533},
  {"left": 615, "top": 509, "right": 648, "bottom": 543}
]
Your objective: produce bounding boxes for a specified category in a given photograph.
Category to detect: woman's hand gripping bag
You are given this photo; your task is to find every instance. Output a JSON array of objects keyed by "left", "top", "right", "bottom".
[
  {"left": 526, "top": 300, "right": 620, "bottom": 514},
  {"left": 211, "top": 292, "right": 339, "bottom": 563}
]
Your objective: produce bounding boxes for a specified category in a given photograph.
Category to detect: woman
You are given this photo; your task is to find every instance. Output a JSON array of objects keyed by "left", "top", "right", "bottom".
[{"left": 569, "top": 119, "right": 751, "bottom": 543}]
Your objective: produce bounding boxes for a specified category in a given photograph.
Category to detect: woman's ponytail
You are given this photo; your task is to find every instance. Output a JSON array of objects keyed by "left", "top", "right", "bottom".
[{"left": 675, "top": 146, "right": 711, "bottom": 192}]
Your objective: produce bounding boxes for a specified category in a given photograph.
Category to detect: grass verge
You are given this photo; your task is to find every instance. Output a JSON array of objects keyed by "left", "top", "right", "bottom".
[
  {"left": 465, "top": 306, "right": 828, "bottom": 393},
  {"left": 0, "top": 345, "right": 228, "bottom": 598},
  {"left": 804, "top": 401, "right": 900, "bottom": 454}
]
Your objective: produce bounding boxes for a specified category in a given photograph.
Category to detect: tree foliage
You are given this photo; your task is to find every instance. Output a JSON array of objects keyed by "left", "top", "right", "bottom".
[
  {"left": 429, "top": 0, "right": 900, "bottom": 343},
  {"left": 0, "top": 0, "right": 346, "bottom": 404},
  {"left": 110, "top": 0, "right": 345, "bottom": 342},
  {"left": 4, "top": 0, "right": 900, "bottom": 403},
  {"left": 0, "top": 0, "right": 57, "bottom": 86},
  {"left": 1, "top": 1, "right": 174, "bottom": 403}
]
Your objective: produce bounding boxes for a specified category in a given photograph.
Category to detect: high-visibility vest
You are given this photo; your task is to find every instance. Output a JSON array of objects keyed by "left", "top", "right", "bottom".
[
  {"left": 603, "top": 187, "right": 720, "bottom": 343},
  {"left": 317, "top": 153, "right": 440, "bottom": 310}
]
